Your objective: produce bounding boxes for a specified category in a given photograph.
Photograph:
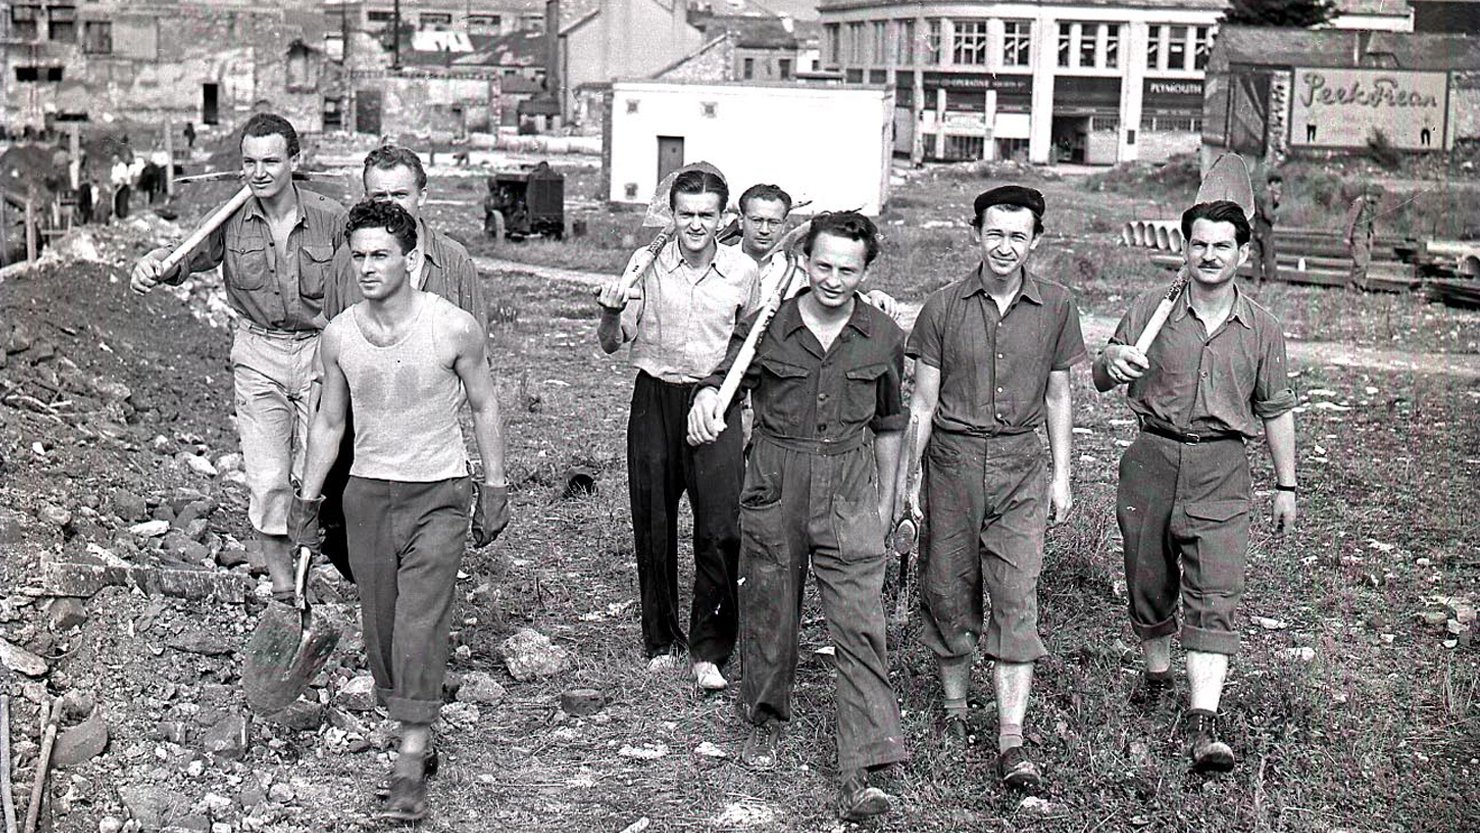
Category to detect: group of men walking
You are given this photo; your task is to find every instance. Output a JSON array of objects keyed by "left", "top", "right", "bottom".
[
  {"left": 128, "top": 112, "right": 1299, "bottom": 824},
  {"left": 601, "top": 167, "right": 1298, "bottom": 819}
]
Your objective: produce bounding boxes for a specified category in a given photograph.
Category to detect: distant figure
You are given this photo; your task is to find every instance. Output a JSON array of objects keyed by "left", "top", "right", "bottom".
[
  {"left": 78, "top": 177, "right": 94, "bottom": 225},
  {"left": 1252, "top": 171, "right": 1282, "bottom": 288},
  {"left": 110, "top": 154, "right": 131, "bottom": 220},
  {"left": 184, "top": 121, "right": 196, "bottom": 149},
  {"left": 482, "top": 176, "right": 505, "bottom": 239},
  {"left": 1343, "top": 185, "right": 1381, "bottom": 288}
]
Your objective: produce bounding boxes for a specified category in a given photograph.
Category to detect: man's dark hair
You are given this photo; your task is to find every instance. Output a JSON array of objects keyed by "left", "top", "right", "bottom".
[
  {"left": 803, "top": 211, "right": 881, "bottom": 266},
  {"left": 363, "top": 144, "right": 428, "bottom": 190},
  {"left": 669, "top": 168, "right": 729, "bottom": 212},
  {"left": 1266, "top": 171, "right": 1284, "bottom": 184},
  {"left": 240, "top": 113, "right": 300, "bottom": 158},
  {"left": 346, "top": 199, "right": 418, "bottom": 255},
  {"left": 738, "top": 183, "right": 792, "bottom": 215},
  {"left": 1181, "top": 200, "right": 1251, "bottom": 246}
]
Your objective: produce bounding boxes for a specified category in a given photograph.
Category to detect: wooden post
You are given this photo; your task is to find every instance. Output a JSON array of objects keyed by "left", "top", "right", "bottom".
[
  {"left": 67, "top": 123, "right": 80, "bottom": 190},
  {"left": 24, "top": 197, "right": 37, "bottom": 264},
  {"left": 163, "top": 116, "right": 174, "bottom": 198}
]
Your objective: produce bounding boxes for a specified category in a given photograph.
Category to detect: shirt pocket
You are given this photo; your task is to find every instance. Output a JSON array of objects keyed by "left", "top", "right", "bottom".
[
  {"left": 225, "top": 240, "right": 269, "bottom": 291},
  {"left": 298, "top": 244, "right": 335, "bottom": 300},
  {"left": 755, "top": 356, "right": 812, "bottom": 430},
  {"left": 842, "top": 361, "right": 889, "bottom": 425}
]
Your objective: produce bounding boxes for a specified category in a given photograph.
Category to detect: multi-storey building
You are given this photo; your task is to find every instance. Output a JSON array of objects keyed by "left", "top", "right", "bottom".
[{"left": 817, "top": 0, "right": 1225, "bottom": 164}]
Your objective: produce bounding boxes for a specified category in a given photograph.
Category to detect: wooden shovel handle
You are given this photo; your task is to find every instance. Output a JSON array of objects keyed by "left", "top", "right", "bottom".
[{"left": 159, "top": 185, "right": 253, "bottom": 277}]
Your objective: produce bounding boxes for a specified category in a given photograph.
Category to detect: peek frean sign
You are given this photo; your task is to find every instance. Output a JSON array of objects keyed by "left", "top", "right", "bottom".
[{"left": 1289, "top": 68, "right": 1448, "bottom": 150}]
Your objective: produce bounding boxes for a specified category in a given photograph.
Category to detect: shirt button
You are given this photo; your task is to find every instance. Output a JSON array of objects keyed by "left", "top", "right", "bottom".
[
  {"left": 1200, "top": 371, "right": 1209, "bottom": 379},
  {"left": 818, "top": 393, "right": 828, "bottom": 402},
  {"left": 997, "top": 353, "right": 1004, "bottom": 359},
  {"left": 996, "top": 413, "right": 1004, "bottom": 420},
  {"left": 818, "top": 423, "right": 828, "bottom": 432},
  {"left": 996, "top": 386, "right": 1004, "bottom": 393}
]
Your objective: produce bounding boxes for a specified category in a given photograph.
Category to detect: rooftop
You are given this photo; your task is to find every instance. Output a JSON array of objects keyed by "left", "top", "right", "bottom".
[
  {"left": 1209, "top": 24, "right": 1480, "bottom": 71},
  {"left": 818, "top": 0, "right": 1228, "bottom": 11}
]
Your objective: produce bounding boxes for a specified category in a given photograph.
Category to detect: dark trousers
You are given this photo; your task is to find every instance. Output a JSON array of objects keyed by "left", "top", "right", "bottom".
[
  {"left": 627, "top": 372, "right": 743, "bottom": 664},
  {"left": 1116, "top": 433, "right": 1251, "bottom": 656},
  {"left": 344, "top": 475, "right": 470, "bottom": 724},
  {"left": 1252, "top": 225, "right": 1277, "bottom": 283},
  {"left": 114, "top": 185, "right": 130, "bottom": 220},
  {"left": 739, "top": 435, "right": 906, "bottom": 772}
]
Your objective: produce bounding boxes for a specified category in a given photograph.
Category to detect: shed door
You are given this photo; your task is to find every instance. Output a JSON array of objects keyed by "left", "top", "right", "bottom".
[
  {"left": 656, "top": 136, "right": 684, "bottom": 184},
  {"left": 356, "top": 89, "right": 383, "bottom": 135}
]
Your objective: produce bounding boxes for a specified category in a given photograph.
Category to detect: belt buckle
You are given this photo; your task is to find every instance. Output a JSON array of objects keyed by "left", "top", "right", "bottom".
[{"left": 1182, "top": 433, "right": 1201, "bottom": 445}]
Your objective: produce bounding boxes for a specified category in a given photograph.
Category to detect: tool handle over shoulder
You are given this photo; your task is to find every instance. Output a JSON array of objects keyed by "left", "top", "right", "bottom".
[{"left": 159, "top": 185, "right": 253, "bottom": 277}]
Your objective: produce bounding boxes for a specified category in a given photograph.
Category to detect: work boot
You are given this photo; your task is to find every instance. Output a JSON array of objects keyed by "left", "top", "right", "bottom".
[
  {"left": 998, "top": 746, "right": 1043, "bottom": 792},
  {"left": 375, "top": 747, "right": 439, "bottom": 798},
  {"left": 837, "top": 769, "right": 891, "bottom": 821},
  {"left": 1129, "top": 669, "right": 1175, "bottom": 709},
  {"left": 1186, "top": 710, "right": 1235, "bottom": 773},
  {"left": 375, "top": 749, "right": 433, "bottom": 822},
  {"left": 740, "top": 721, "right": 781, "bottom": 771},
  {"left": 941, "top": 713, "right": 970, "bottom": 747},
  {"left": 692, "top": 660, "right": 727, "bottom": 692}
]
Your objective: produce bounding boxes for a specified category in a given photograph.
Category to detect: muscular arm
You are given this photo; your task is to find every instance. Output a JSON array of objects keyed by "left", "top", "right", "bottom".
[
  {"left": 1044, "top": 368, "right": 1074, "bottom": 524},
  {"left": 453, "top": 312, "right": 508, "bottom": 487},
  {"left": 299, "top": 326, "right": 349, "bottom": 500}
]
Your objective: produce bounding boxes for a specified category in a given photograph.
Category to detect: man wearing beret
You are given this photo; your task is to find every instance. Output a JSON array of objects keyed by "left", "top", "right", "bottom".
[{"left": 896, "top": 185, "right": 1086, "bottom": 790}]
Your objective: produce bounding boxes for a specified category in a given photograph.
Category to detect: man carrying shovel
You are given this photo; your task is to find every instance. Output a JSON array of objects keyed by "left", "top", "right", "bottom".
[
  {"left": 1094, "top": 199, "right": 1297, "bottom": 773},
  {"left": 129, "top": 113, "right": 347, "bottom": 604},
  {"left": 292, "top": 200, "right": 511, "bottom": 821},
  {"left": 596, "top": 166, "right": 760, "bottom": 691}
]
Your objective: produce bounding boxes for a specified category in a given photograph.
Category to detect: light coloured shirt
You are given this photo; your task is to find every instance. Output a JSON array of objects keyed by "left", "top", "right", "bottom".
[{"left": 618, "top": 240, "right": 761, "bottom": 383}]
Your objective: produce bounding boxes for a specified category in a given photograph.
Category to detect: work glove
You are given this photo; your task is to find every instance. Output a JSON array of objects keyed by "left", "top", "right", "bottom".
[
  {"left": 471, "top": 482, "right": 510, "bottom": 547},
  {"left": 287, "top": 490, "right": 325, "bottom": 555}
]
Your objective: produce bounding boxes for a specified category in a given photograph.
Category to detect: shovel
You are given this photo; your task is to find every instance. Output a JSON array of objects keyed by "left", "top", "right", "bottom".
[{"left": 242, "top": 547, "right": 341, "bottom": 716}]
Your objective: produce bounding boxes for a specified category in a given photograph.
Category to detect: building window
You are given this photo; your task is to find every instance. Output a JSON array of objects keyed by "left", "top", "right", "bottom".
[
  {"left": 81, "top": 19, "right": 110, "bottom": 53},
  {"left": 896, "top": 18, "right": 915, "bottom": 65},
  {"left": 1092, "top": 115, "right": 1120, "bottom": 132},
  {"left": 1080, "top": 25, "right": 1097, "bottom": 67},
  {"left": 420, "top": 12, "right": 452, "bottom": 29},
  {"left": 1002, "top": 20, "right": 1031, "bottom": 68},
  {"left": 14, "top": 65, "right": 64, "bottom": 82},
  {"left": 702, "top": 101, "right": 717, "bottom": 117},
  {"left": 743, "top": 57, "right": 754, "bottom": 80},
  {"left": 825, "top": 23, "right": 840, "bottom": 65},
  {"left": 1057, "top": 23, "right": 1071, "bottom": 68},
  {"left": 366, "top": 9, "right": 394, "bottom": 29},
  {"left": 1140, "top": 115, "right": 1202, "bottom": 132},
  {"left": 872, "top": 21, "right": 886, "bottom": 65},
  {"left": 47, "top": 4, "right": 76, "bottom": 42},
  {"left": 1194, "top": 26, "right": 1213, "bottom": 70},
  {"left": 1168, "top": 25, "right": 1187, "bottom": 70},
  {"left": 943, "top": 135, "right": 985, "bottom": 161},
  {"left": 323, "top": 96, "right": 344, "bottom": 130},
  {"left": 925, "top": 18, "right": 942, "bottom": 65},
  {"left": 10, "top": 5, "right": 40, "bottom": 40},
  {"left": 1105, "top": 24, "right": 1119, "bottom": 68},
  {"left": 848, "top": 22, "right": 865, "bottom": 63},
  {"left": 467, "top": 14, "right": 501, "bottom": 30},
  {"left": 1147, "top": 25, "right": 1162, "bottom": 71},
  {"left": 953, "top": 19, "right": 987, "bottom": 66},
  {"left": 778, "top": 57, "right": 792, "bottom": 79}
]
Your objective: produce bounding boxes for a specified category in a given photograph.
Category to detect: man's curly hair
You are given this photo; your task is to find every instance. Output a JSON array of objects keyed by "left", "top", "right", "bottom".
[
  {"left": 346, "top": 199, "right": 418, "bottom": 255},
  {"left": 803, "top": 211, "right": 881, "bottom": 266}
]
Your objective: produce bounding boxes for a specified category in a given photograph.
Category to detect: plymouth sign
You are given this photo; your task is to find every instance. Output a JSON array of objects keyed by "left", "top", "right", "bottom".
[{"left": 1289, "top": 68, "right": 1447, "bottom": 150}]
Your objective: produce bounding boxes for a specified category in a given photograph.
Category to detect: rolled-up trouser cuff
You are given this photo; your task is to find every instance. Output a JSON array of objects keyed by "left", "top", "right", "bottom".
[
  {"left": 1181, "top": 623, "right": 1240, "bottom": 656},
  {"left": 840, "top": 737, "right": 910, "bottom": 773},
  {"left": 388, "top": 695, "right": 443, "bottom": 725},
  {"left": 1129, "top": 612, "right": 1179, "bottom": 642}
]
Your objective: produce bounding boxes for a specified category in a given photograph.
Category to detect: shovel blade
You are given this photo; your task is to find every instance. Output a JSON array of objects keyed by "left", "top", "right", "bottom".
[{"left": 242, "top": 604, "right": 340, "bottom": 715}]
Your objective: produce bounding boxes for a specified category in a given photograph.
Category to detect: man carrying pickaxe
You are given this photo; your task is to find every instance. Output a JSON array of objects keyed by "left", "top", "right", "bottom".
[
  {"left": 596, "top": 165, "right": 760, "bottom": 692},
  {"left": 130, "top": 113, "right": 348, "bottom": 603}
]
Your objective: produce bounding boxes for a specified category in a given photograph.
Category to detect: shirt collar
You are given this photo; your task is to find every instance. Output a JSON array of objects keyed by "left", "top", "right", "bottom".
[
  {"left": 244, "top": 182, "right": 307, "bottom": 228},
  {"left": 1173, "top": 281, "right": 1255, "bottom": 329},
  {"left": 959, "top": 264, "right": 1044, "bottom": 306},
  {"left": 416, "top": 218, "right": 444, "bottom": 268},
  {"left": 656, "top": 238, "right": 731, "bottom": 278},
  {"left": 779, "top": 290, "right": 874, "bottom": 339}
]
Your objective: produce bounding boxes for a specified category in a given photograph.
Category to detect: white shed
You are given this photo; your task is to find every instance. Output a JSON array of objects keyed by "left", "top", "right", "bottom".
[{"left": 606, "top": 81, "right": 895, "bottom": 215}]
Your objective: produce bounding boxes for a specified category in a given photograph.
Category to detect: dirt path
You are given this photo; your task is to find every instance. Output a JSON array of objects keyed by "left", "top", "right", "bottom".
[{"left": 475, "top": 255, "right": 1480, "bottom": 380}]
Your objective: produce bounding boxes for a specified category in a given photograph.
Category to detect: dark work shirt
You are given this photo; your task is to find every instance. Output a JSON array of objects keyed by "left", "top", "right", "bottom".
[
  {"left": 165, "top": 184, "right": 346, "bottom": 331},
  {"left": 907, "top": 266, "right": 1087, "bottom": 436},
  {"left": 703, "top": 292, "right": 908, "bottom": 441},
  {"left": 1108, "top": 284, "right": 1297, "bottom": 439},
  {"left": 325, "top": 218, "right": 488, "bottom": 333}
]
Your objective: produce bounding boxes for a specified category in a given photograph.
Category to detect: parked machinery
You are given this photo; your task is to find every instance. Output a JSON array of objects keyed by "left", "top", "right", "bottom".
[{"left": 483, "top": 161, "right": 564, "bottom": 240}]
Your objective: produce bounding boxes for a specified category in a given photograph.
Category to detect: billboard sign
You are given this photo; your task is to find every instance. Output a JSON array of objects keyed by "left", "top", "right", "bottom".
[{"left": 1289, "top": 68, "right": 1447, "bottom": 150}]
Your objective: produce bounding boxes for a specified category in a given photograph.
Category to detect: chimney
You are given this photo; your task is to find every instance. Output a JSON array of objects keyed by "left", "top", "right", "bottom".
[
  {"left": 779, "top": 13, "right": 793, "bottom": 34},
  {"left": 546, "top": 0, "right": 560, "bottom": 100}
]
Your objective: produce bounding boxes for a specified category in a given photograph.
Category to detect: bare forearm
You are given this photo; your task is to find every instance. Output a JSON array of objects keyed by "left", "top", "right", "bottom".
[
  {"left": 1045, "top": 388, "right": 1073, "bottom": 484},
  {"left": 470, "top": 399, "right": 508, "bottom": 486},
  {"left": 1264, "top": 411, "right": 1297, "bottom": 486},
  {"left": 1091, "top": 352, "right": 1118, "bottom": 393},
  {"left": 873, "top": 430, "right": 902, "bottom": 516},
  {"left": 299, "top": 417, "right": 344, "bottom": 500}
]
